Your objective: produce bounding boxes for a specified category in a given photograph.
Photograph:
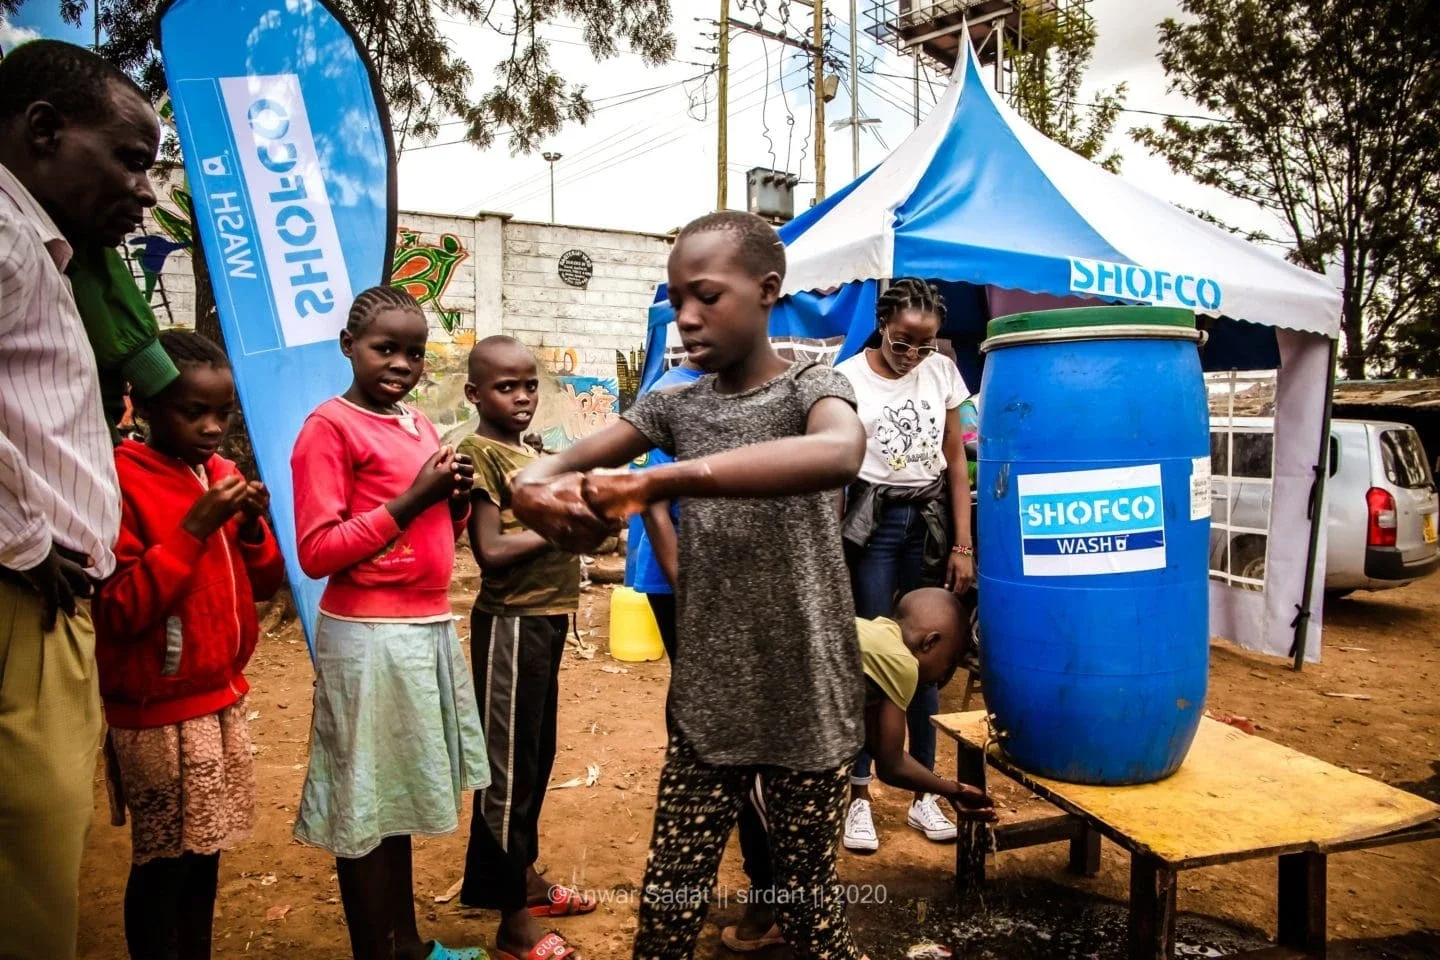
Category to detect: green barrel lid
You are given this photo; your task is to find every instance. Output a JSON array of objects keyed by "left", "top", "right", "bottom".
[{"left": 986, "top": 306, "right": 1195, "bottom": 340}]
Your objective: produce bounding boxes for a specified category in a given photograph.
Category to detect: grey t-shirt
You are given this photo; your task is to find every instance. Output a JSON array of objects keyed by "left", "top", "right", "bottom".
[{"left": 622, "top": 361, "right": 864, "bottom": 771}]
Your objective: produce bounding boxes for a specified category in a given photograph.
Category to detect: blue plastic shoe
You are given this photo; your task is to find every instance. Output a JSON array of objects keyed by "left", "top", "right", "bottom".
[{"left": 426, "top": 942, "right": 487, "bottom": 960}]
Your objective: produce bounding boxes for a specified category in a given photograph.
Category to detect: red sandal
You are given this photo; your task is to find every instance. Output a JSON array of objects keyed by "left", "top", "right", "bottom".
[
  {"left": 495, "top": 931, "right": 578, "bottom": 960},
  {"left": 528, "top": 885, "right": 597, "bottom": 918}
]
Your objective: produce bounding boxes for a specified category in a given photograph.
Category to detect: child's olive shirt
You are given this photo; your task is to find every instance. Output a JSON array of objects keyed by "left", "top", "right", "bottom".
[
  {"left": 459, "top": 434, "right": 580, "bottom": 616},
  {"left": 622, "top": 362, "right": 864, "bottom": 771}
]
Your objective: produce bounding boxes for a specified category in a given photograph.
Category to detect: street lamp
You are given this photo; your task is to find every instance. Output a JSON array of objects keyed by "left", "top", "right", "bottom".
[{"left": 542, "top": 151, "right": 562, "bottom": 223}]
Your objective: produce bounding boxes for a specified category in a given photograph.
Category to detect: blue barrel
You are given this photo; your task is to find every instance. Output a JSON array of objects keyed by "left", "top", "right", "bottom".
[{"left": 976, "top": 307, "right": 1209, "bottom": 785}]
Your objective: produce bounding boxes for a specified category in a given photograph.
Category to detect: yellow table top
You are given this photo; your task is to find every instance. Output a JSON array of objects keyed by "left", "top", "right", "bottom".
[{"left": 934, "top": 711, "right": 1440, "bottom": 868}]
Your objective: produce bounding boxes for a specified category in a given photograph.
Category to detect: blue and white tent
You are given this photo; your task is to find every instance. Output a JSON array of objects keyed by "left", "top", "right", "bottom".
[{"left": 640, "top": 38, "right": 1343, "bottom": 663}]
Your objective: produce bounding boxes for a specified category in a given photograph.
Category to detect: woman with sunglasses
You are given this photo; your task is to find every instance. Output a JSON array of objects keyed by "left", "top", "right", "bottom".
[{"left": 834, "top": 277, "right": 975, "bottom": 854}]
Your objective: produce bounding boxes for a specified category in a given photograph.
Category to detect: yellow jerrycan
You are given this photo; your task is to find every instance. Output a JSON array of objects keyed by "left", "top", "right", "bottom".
[{"left": 608, "top": 586, "right": 665, "bottom": 662}]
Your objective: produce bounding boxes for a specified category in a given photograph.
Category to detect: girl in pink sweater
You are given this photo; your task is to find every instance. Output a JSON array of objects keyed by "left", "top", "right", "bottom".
[{"left": 290, "top": 286, "right": 490, "bottom": 960}]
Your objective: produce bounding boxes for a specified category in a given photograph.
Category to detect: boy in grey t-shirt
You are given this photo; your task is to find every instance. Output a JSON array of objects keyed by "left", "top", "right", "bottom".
[{"left": 512, "top": 211, "right": 870, "bottom": 960}]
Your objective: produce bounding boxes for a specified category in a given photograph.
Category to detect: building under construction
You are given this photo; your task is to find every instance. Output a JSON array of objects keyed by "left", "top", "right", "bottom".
[{"left": 865, "top": 0, "right": 1091, "bottom": 87}]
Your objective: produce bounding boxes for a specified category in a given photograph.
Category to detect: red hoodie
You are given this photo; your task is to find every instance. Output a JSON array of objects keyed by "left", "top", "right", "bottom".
[{"left": 94, "top": 440, "right": 286, "bottom": 729}]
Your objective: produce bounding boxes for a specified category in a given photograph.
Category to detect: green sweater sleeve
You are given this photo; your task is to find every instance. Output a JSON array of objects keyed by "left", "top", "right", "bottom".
[{"left": 67, "top": 246, "right": 180, "bottom": 417}]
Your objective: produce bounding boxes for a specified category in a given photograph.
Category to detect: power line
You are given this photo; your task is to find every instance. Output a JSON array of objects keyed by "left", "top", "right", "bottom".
[
  {"left": 401, "top": 68, "right": 718, "bottom": 155},
  {"left": 822, "top": 18, "right": 915, "bottom": 112},
  {"left": 862, "top": 66, "right": 922, "bottom": 114},
  {"left": 759, "top": 31, "right": 778, "bottom": 170},
  {"left": 922, "top": 64, "right": 939, "bottom": 105},
  {"left": 432, "top": 14, "right": 711, "bottom": 69},
  {"left": 470, "top": 66, "right": 774, "bottom": 213},
  {"left": 502, "top": 67, "right": 801, "bottom": 209},
  {"left": 862, "top": 66, "right": 1235, "bottom": 125},
  {"left": 856, "top": 72, "right": 915, "bottom": 119},
  {"left": 461, "top": 59, "right": 775, "bottom": 212},
  {"left": 502, "top": 65, "right": 808, "bottom": 212}
]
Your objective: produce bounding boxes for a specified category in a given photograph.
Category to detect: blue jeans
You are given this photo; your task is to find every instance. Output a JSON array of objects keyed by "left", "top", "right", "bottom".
[{"left": 847, "top": 500, "right": 939, "bottom": 785}]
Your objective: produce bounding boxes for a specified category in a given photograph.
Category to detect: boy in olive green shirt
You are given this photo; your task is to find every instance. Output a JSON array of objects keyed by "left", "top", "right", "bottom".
[{"left": 456, "top": 337, "right": 591, "bottom": 960}]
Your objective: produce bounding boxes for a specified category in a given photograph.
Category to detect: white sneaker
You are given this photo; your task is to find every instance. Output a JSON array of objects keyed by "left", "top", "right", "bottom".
[
  {"left": 907, "top": 793, "right": 958, "bottom": 842},
  {"left": 843, "top": 798, "right": 879, "bottom": 852}
]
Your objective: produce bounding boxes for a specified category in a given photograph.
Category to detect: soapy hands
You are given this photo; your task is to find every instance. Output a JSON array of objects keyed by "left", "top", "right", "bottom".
[{"left": 512, "top": 469, "right": 651, "bottom": 555}]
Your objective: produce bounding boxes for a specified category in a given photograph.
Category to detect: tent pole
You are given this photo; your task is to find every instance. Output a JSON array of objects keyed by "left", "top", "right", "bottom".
[{"left": 1290, "top": 336, "right": 1339, "bottom": 671}]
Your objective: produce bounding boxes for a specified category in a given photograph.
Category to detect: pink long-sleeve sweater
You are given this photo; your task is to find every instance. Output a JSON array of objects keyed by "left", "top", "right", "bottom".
[{"left": 290, "top": 397, "right": 465, "bottom": 621}]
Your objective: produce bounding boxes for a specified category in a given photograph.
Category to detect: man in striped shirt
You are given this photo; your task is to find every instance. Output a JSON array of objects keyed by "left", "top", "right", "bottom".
[{"left": 0, "top": 40, "right": 160, "bottom": 959}]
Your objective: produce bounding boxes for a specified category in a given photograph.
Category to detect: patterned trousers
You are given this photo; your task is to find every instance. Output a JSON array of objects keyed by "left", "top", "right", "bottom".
[{"left": 633, "top": 734, "right": 861, "bottom": 960}]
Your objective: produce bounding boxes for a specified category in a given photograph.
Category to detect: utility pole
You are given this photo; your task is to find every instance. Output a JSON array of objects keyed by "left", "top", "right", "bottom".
[
  {"left": 717, "top": 0, "right": 730, "bottom": 210},
  {"left": 848, "top": 0, "right": 859, "bottom": 178},
  {"left": 542, "top": 151, "right": 562, "bottom": 223},
  {"left": 913, "top": 58, "right": 920, "bottom": 128},
  {"left": 993, "top": 26, "right": 1003, "bottom": 93},
  {"left": 812, "top": 0, "right": 825, "bottom": 201}
]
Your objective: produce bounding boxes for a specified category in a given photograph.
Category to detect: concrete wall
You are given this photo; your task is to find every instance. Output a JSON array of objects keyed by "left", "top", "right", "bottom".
[{"left": 131, "top": 170, "right": 670, "bottom": 446}]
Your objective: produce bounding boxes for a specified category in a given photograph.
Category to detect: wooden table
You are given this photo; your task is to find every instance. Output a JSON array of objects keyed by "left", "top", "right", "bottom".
[{"left": 934, "top": 711, "right": 1440, "bottom": 960}]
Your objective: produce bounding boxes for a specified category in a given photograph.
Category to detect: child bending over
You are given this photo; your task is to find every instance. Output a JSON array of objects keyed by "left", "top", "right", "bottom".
[
  {"left": 290, "top": 286, "right": 489, "bottom": 960},
  {"left": 513, "top": 211, "right": 871, "bottom": 960},
  {"left": 456, "top": 336, "right": 592, "bottom": 960},
  {"left": 94, "top": 330, "right": 285, "bottom": 960},
  {"left": 722, "top": 588, "right": 996, "bottom": 951}
]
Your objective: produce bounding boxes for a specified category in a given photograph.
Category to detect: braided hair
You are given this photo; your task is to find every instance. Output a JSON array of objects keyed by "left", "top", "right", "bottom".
[
  {"left": 676, "top": 211, "right": 786, "bottom": 280},
  {"left": 157, "top": 329, "right": 230, "bottom": 370},
  {"left": 141, "top": 331, "right": 230, "bottom": 432},
  {"left": 876, "top": 277, "right": 947, "bottom": 330},
  {"left": 346, "top": 285, "right": 423, "bottom": 335}
]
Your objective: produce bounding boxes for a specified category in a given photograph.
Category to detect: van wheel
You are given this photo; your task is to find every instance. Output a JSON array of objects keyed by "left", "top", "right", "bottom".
[{"left": 1230, "top": 537, "right": 1267, "bottom": 589}]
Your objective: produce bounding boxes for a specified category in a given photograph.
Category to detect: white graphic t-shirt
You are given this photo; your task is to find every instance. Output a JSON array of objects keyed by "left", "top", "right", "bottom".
[{"left": 836, "top": 350, "right": 965, "bottom": 488}]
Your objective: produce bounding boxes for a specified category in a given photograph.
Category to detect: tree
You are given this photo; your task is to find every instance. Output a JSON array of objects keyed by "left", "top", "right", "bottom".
[
  {"left": 6, "top": 0, "right": 676, "bottom": 331},
  {"left": 1132, "top": 0, "right": 1440, "bottom": 379},
  {"left": 3, "top": 0, "right": 675, "bottom": 472},
  {"left": 1006, "top": 1, "right": 1127, "bottom": 173},
  {"left": 6, "top": 0, "right": 676, "bottom": 155}
]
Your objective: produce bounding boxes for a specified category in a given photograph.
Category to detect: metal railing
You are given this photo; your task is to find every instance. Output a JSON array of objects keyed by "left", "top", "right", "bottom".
[{"left": 862, "top": 0, "right": 1091, "bottom": 75}]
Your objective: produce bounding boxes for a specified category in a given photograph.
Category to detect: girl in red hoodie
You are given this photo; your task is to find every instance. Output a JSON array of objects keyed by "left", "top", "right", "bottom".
[{"left": 94, "top": 330, "right": 285, "bottom": 960}]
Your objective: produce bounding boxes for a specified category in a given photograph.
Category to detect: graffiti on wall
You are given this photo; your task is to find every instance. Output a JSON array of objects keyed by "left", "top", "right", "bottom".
[
  {"left": 128, "top": 184, "right": 194, "bottom": 310},
  {"left": 532, "top": 347, "right": 618, "bottom": 450},
  {"left": 391, "top": 228, "right": 469, "bottom": 335},
  {"left": 540, "top": 377, "right": 619, "bottom": 451}
]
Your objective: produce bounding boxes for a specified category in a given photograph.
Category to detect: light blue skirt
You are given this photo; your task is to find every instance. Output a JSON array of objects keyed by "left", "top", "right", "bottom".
[{"left": 294, "top": 616, "right": 490, "bottom": 858}]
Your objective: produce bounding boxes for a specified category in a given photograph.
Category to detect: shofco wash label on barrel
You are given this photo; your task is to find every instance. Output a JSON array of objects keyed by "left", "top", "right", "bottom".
[{"left": 1017, "top": 465, "right": 1166, "bottom": 576}]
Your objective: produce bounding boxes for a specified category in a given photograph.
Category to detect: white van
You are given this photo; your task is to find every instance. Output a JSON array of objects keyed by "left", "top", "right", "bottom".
[{"left": 1210, "top": 417, "right": 1440, "bottom": 596}]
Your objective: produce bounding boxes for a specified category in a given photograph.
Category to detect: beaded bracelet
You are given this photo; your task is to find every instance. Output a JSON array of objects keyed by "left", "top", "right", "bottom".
[{"left": 952, "top": 544, "right": 974, "bottom": 557}]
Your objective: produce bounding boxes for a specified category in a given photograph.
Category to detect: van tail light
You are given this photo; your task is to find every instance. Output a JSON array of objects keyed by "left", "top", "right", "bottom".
[{"left": 1367, "top": 487, "right": 1397, "bottom": 547}]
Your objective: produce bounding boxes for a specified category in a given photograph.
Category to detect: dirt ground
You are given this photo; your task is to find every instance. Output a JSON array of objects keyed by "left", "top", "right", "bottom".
[{"left": 76, "top": 557, "right": 1440, "bottom": 959}]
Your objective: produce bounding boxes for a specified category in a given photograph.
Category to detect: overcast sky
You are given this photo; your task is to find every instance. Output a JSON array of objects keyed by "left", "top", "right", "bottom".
[{"left": 3, "top": 0, "right": 1280, "bottom": 242}]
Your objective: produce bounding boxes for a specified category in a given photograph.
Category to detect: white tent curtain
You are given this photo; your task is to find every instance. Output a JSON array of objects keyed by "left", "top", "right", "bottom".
[{"left": 1210, "top": 331, "right": 1331, "bottom": 662}]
